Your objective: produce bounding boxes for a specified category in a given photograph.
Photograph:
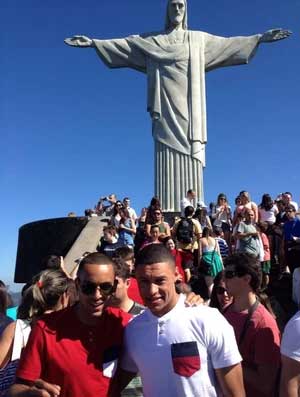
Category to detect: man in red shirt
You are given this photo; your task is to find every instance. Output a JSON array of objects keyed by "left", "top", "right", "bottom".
[
  {"left": 9, "top": 252, "right": 132, "bottom": 397},
  {"left": 223, "top": 253, "right": 281, "bottom": 397}
]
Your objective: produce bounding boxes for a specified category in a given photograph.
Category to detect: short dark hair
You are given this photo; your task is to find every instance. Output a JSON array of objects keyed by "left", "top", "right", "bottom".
[
  {"left": 77, "top": 252, "right": 115, "bottom": 276},
  {"left": 136, "top": 244, "right": 175, "bottom": 269},
  {"left": 217, "top": 193, "right": 227, "bottom": 204},
  {"left": 224, "top": 253, "right": 262, "bottom": 292},
  {"left": 286, "top": 204, "right": 296, "bottom": 212},
  {"left": 113, "top": 246, "right": 134, "bottom": 262},
  {"left": 187, "top": 189, "right": 195, "bottom": 195},
  {"left": 42, "top": 255, "right": 61, "bottom": 270},
  {"left": 103, "top": 225, "right": 117, "bottom": 235},
  {"left": 184, "top": 206, "right": 194, "bottom": 217},
  {"left": 113, "top": 258, "right": 131, "bottom": 280},
  {"left": 213, "top": 227, "right": 223, "bottom": 236}
]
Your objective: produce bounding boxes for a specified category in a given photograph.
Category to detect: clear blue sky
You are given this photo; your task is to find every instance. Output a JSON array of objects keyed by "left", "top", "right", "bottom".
[{"left": 1, "top": 0, "right": 299, "bottom": 289}]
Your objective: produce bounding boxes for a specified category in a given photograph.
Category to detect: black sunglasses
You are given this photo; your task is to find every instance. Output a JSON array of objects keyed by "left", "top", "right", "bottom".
[
  {"left": 80, "top": 280, "right": 118, "bottom": 296},
  {"left": 216, "top": 286, "right": 227, "bottom": 295}
]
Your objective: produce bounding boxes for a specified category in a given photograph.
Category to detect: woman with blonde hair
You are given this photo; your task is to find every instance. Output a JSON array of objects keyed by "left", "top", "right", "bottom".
[{"left": 238, "top": 191, "right": 258, "bottom": 222}]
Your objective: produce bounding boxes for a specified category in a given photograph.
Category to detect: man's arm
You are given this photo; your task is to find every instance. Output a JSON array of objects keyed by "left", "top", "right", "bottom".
[
  {"left": 108, "top": 368, "right": 136, "bottom": 397},
  {"left": 280, "top": 355, "right": 300, "bottom": 397},
  {"left": 8, "top": 379, "right": 60, "bottom": 397},
  {"left": 236, "top": 222, "right": 258, "bottom": 239},
  {"left": 215, "top": 363, "right": 245, "bottom": 397},
  {"left": 236, "top": 231, "right": 258, "bottom": 239}
]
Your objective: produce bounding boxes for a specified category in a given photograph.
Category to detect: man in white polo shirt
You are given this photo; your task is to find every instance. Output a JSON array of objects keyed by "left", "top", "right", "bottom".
[{"left": 111, "top": 244, "right": 245, "bottom": 397}]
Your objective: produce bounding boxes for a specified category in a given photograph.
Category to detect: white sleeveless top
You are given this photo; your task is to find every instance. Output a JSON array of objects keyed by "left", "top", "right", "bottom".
[{"left": 11, "top": 319, "right": 31, "bottom": 361}]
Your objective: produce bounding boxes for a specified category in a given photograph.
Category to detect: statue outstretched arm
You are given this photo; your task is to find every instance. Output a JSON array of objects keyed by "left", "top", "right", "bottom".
[
  {"left": 64, "top": 34, "right": 147, "bottom": 72},
  {"left": 64, "top": 35, "right": 95, "bottom": 48},
  {"left": 259, "top": 28, "right": 292, "bottom": 43}
]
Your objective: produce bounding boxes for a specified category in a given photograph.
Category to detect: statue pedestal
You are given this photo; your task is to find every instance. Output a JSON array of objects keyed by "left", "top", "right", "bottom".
[
  {"left": 162, "top": 211, "right": 180, "bottom": 227},
  {"left": 14, "top": 216, "right": 108, "bottom": 283}
]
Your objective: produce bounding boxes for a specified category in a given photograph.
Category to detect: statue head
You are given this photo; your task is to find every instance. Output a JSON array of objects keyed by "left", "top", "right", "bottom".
[{"left": 165, "top": 0, "right": 188, "bottom": 31}]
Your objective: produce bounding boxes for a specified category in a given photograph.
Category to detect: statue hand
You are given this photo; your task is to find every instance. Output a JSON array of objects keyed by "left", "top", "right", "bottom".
[
  {"left": 260, "top": 28, "right": 292, "bottom": 43},
  {"left": 64, "top": 35, "right": 94, "bottom": 47}
]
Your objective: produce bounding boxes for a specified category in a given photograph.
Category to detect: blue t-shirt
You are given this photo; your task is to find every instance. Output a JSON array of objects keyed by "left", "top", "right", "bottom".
[{"left": 284, "top": 218, "right": 300, "bottom": 241}]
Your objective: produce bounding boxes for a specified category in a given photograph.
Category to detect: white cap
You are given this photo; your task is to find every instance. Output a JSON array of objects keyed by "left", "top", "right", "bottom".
[{"left": 197, "top": 200, "right": 207, "bottom": 208}]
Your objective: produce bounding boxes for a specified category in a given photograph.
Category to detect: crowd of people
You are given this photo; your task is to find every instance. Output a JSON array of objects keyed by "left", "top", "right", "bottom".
[
  {"left": 0, "top": 189, "right": 300, "bottom": 396},
  {"left": 94, "top": 190, "right": 300, "bottom": 297}
]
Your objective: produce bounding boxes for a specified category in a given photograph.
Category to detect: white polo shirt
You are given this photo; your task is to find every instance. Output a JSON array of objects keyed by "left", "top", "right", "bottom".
[
  {"left": 122, "top": 294, "right": 241, "bottom": 397},
  {"left": 180, "top": 197, "right": 194, "bottom": 217},
  {"left": 281, "top": 310, "right": 300, "bottom": 362}
]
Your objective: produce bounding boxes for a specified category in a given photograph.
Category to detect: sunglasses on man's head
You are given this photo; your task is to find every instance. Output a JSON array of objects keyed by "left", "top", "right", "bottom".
[{"left": 80, "top": 280, "right": 118, "bottom": 296}]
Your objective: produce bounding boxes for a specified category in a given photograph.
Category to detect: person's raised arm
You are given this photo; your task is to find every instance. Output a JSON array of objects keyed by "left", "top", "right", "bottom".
[{"left": 64, "top": 35, "right": 94, "bottom": 48}]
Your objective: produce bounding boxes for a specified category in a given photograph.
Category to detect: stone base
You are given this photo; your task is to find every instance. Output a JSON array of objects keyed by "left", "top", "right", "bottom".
[
  {"left": 14, "top": 216, "right": 108, "bottom": 283},
  {"left": 162, "top": 211, "right": 181, "bottom": 227}
]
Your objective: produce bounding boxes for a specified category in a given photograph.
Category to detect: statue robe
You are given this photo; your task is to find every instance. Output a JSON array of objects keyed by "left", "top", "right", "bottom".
[{"left": 93, "top": 31, "right": 261, "bottom": 211}]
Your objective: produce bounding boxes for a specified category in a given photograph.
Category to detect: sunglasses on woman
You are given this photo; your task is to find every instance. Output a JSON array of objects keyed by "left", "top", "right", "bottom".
[{"left": 80, "top": 280, "right": 118, "bottom": 296}]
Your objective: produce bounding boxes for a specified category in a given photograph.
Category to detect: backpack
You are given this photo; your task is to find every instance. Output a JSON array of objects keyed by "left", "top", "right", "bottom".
[{"left": 176, "top": 218, "right": 194, "bottom": 244}]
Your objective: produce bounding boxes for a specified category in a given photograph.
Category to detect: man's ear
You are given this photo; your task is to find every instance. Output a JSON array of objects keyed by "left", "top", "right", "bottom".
[
  {"left": 125, "top": 278, "right": 131, "bottom": 289},
  {"left": 243, "top": 274, "right": 252, "bottom": 286}
]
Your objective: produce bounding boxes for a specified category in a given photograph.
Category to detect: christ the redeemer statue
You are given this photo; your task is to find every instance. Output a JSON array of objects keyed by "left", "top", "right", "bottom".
[{"left": 65, "top": 0, "right": 290, "bottom": 212}]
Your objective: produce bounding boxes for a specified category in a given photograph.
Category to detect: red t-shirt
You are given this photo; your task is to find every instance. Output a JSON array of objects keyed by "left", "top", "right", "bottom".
[
  {"left": 17, "top": 305, "right": 132, "bottom": 397},
  {"left": 128, "top": 277, "right": 143, "bottom": 305},
  {"left": 224, "top": 303, "right": 280, "bottom": 397}
]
